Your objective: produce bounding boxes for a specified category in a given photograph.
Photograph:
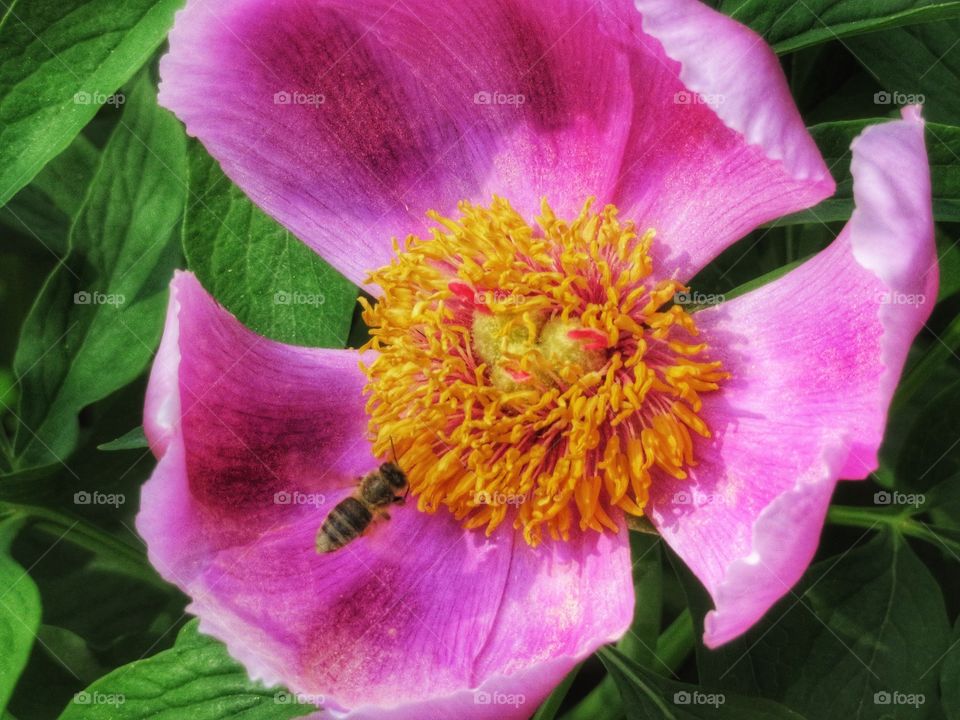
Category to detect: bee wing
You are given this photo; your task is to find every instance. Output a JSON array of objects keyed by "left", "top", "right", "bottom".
[
  {"left": 314, "top": 476, "right": 363, "bottom": 495},
  {"left": 328, "top": 479, "right": 360, "bottom": 492}
]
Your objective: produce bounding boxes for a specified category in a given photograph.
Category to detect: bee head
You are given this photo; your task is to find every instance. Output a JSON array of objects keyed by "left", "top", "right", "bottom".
[{"left": 379, "top": 463, "right": 407, "bottom": 490}]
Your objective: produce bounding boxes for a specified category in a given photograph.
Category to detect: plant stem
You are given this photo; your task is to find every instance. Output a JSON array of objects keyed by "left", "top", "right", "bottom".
[
  {"left": 0, "top": 500, "right": 167, "bottom": 589},
  {"left": 785, "top": 224, "right": 797, "bottom": 264},
  {"left": 654, "top": 609, "right": 694, "bottom": 673},
  {"left": 827, "top": 505, "right": 960, "bottom": 557}
]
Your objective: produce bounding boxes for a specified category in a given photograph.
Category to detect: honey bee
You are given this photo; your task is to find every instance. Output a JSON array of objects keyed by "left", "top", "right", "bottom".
[{"left": 315, "top": 461, "right": 408, "bottom": 553}]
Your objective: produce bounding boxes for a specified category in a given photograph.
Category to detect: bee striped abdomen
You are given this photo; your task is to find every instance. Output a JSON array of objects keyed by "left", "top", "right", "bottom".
[{"left": 316, "top": 497, "right": 373, "bottom": 553}]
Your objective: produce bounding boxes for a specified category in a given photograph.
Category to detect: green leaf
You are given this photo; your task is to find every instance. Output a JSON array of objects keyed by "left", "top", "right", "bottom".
[
  {"left": 184, "top": 142, "right": 356, "bottom": 348},
  {"left": 0, "top": 368, "right": 16, "bottom": 412},
  {"left": 10, "top": 73, "right": 185, "bottom": 472},
  {"left": 618, "top": 533, "right": 663, "bottom": 667},
  {"left": 0, "top": 517, "right": 41, "bottom": 714},
  {"left": 921, "top": 474, "right": 960, "bottom": 531},
  {"left": 884, "top": 314, "right": 960, "bottom": 484},
  {"left": 847, "top": 19, "right": 960, "bottom": 125},
  {"left": 894, "top": 308, "right": 960, "bottom": 404},
  {"left": 58, "top": 620, "right": 315, "bottom": 720},
  {"left": 894, "top": 375, "right": 960, "bottom": 492},
  {"left": 96, "top": 427, "right": 147, "bottom": 452},
  {"left": 0, "top": 0, "right": 181, "bottom": 206},
  {"left": 598, "top": 646, "right": 806, "bottom": 720},
  {"left": 717, "top": 256, "right": 808, "bottom": 304},
  {"left": 0, "top": 132, "right": 99, "bottom": 257},
  {"left": 778, "top": 119, "right": 960, "bottom": 227},
  {"left": 689, "top": 532, "right": 949, "bottom": 720},
  {"left": 717, "top": 0, "right": 960, "bottom": 55},
  {"left": 16, "top": 530, "right": 181, "bottom": 660},
  {"left": 941, "top": 618, "right": 960, "bottom": 720},
  {"left": 0, "top": 519, "right": 183, "bottom": 718},
  {"left": 937, "top": 228, "right": 960, "bottom": 302},
  {"left": 34, "top": 625, "right": 106, "bottom": 685},
  {"left": 563, "top": 534, "right": 667, "bottom": 720}
]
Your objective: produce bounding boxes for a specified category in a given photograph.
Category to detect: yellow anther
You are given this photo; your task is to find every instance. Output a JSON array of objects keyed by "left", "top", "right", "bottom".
[{"left": 361, "top": 197, "right": 727, "bottom": 545}]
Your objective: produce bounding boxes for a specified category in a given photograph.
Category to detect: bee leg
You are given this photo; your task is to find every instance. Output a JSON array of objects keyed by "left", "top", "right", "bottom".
[
  {"left": 381, "top": 510, "right": 391, "bottom": 520},
  {"left": 393, "top": 495, "right": 406, "bottom": 505}
]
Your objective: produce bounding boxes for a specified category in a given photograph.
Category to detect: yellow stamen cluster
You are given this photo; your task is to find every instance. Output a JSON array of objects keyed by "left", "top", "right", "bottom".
[{"left": 360, "top": 197, "right": 727, "bottom": 546}]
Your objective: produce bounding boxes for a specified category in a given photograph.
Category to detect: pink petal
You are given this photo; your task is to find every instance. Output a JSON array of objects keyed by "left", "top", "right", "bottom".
[
  {"left": 140, "top": 272, "right": 374, "bottom": 559},
  {"left": 158, "top": 0, "right": 637, "bottom": 287},
  {"left": 647, "top": 107, "right": 936, "bottom": 647},
  {"left": 137, "top": 272, "right": 633, "bottom": 716},
  {"left": 622, "top": 0, "right": 836, "bottom": 280},
  {"left": 160, "top": 0, "right": 832, "bottom": 289}
]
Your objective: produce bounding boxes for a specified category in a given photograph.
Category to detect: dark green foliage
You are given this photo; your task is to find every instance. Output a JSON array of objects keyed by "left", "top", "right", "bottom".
[{"left": 0, "top": 3, "right": 958, "bottom": 720}]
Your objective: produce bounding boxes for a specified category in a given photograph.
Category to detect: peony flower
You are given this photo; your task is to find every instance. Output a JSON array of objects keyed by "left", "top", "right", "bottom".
[{"left": 138, "top": 0, "right": 937, "bottom": 717}]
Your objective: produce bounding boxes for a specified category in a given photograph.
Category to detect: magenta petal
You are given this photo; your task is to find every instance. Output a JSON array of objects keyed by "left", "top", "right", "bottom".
[
  {"left": 647, "top": 108, "right": 936, "bottom": 647},
  {"left": 138, "top": 272, "right": 633, "bottom": 716},
  {"left": 159, "top": 0, "right": 832, "bottom": 288},
  {"left": 140, "top": 272, "right": 375, "bottom": 556},
  {"left": 158, "top": 0, "right": 636, "bottom": 286},
  {"left": 620, "top": 0, "right": 836, "bottom": 279}
]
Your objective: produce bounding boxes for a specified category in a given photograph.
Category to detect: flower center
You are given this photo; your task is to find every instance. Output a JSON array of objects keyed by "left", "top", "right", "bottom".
[{"left": 360, "top": 198, "right": 727, "bottom": 546}]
